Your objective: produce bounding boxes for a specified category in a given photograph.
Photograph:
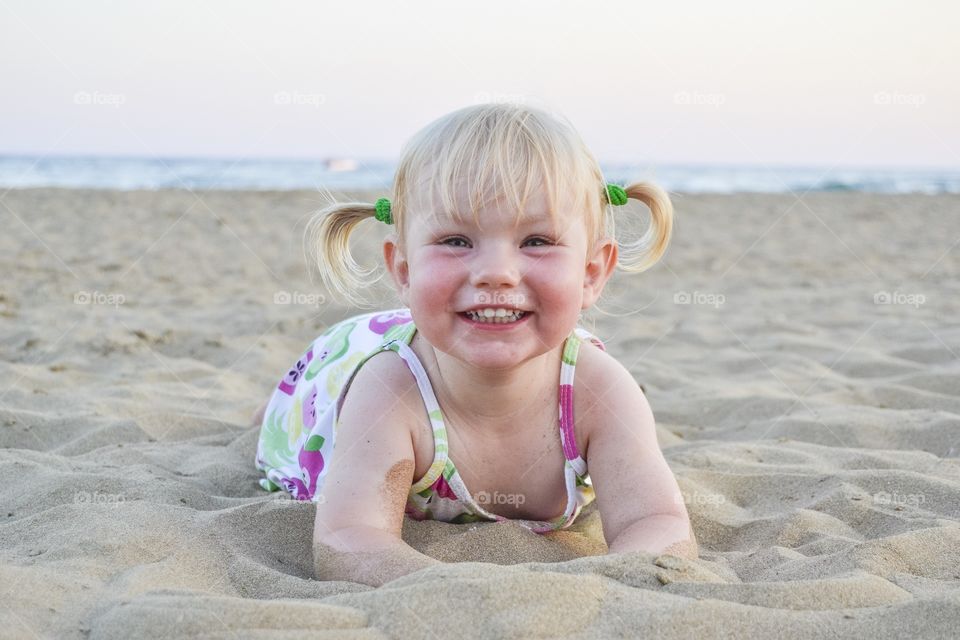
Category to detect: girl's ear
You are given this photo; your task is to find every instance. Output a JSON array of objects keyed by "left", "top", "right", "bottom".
[
  {"left": 582, "top": 238, "right": 618, "bottom": 310},
  {"left": 383, "top": 233, "right": 410, "bottom": 304}
]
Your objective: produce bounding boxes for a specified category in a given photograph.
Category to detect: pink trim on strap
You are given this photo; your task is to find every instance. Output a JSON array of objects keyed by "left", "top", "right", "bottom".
[{"left": 559, "top": 383, "right": 579, "bottom": 460}]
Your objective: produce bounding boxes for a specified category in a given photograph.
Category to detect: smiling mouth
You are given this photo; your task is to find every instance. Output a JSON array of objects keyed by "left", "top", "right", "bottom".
[{"left": 459, "top": 309, "right": 530, "bottom": 324}]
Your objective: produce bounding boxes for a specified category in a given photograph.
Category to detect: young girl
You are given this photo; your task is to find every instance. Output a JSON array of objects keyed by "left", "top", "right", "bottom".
[{"left": 254, "top": 103, "right": 697, "bottom": 587}]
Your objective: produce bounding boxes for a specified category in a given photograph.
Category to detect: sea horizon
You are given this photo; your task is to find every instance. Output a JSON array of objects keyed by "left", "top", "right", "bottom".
[{"left": 2, "top": 154, "right": 959, "bottom": 194}]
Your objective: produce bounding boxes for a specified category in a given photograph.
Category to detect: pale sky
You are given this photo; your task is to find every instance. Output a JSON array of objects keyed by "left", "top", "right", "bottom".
[{"left": 1, "top": 0, "right": 958, "bottom": 167}]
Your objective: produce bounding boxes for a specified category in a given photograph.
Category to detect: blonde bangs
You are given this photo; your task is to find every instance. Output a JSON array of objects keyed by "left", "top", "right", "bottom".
[{"left": 393, "top": 104, "right": 604, "bottom": 242}]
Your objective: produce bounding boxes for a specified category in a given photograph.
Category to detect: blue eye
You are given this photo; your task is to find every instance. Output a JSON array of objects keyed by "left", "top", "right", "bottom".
[
  {"left": 440, "top": 237, "right": 470, "bottom": 248},
  {"left": 524, "top": 237, "right": 552, "bottom": 247}
]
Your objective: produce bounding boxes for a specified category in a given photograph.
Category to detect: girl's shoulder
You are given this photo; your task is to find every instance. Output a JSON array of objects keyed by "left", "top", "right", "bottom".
[
  {"left": 569, "top": 333, "right": 642, "bottom": 460},
  {"left": 319, "top": 308, "right": 425, "bottom": 442}
]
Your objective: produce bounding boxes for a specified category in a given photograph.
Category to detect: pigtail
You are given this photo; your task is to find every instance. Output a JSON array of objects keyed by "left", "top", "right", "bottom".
[
  {"left": 304, "top": 200, "right": 384, "bottom": 309},
  {"left": 615, "top": 181, "right": 674, "bottom": 273}
]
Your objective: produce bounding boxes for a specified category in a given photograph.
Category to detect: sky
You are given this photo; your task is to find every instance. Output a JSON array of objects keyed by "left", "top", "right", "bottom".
[{"left": 1, "top": 0, "right": 958, "bottom": 168}]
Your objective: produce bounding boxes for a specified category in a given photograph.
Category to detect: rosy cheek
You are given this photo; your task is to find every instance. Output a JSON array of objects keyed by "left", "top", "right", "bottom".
[{"left": 411, "top": 256, "right": 460, "bottom": 285}]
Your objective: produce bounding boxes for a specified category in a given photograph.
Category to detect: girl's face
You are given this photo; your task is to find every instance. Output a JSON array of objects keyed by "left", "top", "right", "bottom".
[{"left": 384, "top": 185, "right": 616, "bottom": 370}]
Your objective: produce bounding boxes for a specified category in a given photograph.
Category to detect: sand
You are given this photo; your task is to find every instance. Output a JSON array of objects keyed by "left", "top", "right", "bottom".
[{"left": 1, "top": 187, "right": 959, "bottom": 638}]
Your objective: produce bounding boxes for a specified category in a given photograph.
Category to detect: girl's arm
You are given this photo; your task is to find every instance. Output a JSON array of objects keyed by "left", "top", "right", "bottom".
[
  {"left": 580, "top": 355, "right": 698, "bottom": 559},
  {"left": 312, "top": 353, "right": 441, "bottom": 587}
]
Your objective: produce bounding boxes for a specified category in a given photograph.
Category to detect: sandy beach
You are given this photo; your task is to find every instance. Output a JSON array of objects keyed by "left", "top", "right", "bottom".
[{"left": 1, "top": 187, "right": 958, "bottom": 638}]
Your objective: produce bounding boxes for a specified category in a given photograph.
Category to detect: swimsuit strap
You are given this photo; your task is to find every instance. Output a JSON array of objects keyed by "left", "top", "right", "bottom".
[
  {"left": 384, "top": 337, "right": 451, "bottom": 493},
  {"left": 559, "top": 332, "right": 588, "bottom": 477}
]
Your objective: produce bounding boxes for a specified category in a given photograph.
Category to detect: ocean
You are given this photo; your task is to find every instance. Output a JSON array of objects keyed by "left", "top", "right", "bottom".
[{"left": 1, "top": 155, "right": 959, "bottom": 194}]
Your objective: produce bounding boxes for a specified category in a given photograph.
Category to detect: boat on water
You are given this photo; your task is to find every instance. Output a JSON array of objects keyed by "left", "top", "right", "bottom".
[{"left": 323, "top": 158, "right": 358, "bottom": 172}]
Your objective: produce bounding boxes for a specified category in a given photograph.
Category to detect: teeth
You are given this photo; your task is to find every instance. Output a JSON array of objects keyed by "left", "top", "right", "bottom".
[{"left": 465, "top": 308, "right": 526, "bottom": 323}]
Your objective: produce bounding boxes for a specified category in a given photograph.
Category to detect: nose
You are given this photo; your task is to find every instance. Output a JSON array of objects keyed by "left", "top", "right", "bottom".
[{"left": 468, "top": 240, "right": 521, "bottom": 289}]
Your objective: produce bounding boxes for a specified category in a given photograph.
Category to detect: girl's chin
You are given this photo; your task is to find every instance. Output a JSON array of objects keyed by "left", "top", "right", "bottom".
[{"left": 457, "top": 353, "right": 530, "bottom": 371}]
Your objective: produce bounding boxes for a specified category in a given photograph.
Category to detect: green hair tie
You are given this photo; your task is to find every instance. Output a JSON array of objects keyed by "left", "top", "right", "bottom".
[
  {"left": 375, "top": 187, "right": 622, "bottom": 223},
  {"left": 374, "top": 198, "right": 393, "bottom": 225},
  {"left": 605, "top": 184, "right": 628, "bottom": 206}
]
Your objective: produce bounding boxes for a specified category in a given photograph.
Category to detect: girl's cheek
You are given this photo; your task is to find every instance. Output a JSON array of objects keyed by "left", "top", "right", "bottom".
[
  {"left": 412, "top": 257, "right": 460, "bottom": 287},
  {"left": 430, "top": 255, "right": 480, "bottom": 284},
  {"left": 407, "top": 259, "right": 460, "bottom": 310},
  {"left": 526, "top": 256, "right": 580, "bottom": 285}
]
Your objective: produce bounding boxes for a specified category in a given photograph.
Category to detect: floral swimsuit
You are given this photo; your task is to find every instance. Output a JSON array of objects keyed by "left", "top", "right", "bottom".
[{"left": 255, "top": 308, "right": 606, "bottom": 533}]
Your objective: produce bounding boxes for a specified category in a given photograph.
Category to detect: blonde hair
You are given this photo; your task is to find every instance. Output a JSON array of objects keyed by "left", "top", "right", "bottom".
[{"left": 306, "top": 103, "right": 673, "bottom": 308}]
